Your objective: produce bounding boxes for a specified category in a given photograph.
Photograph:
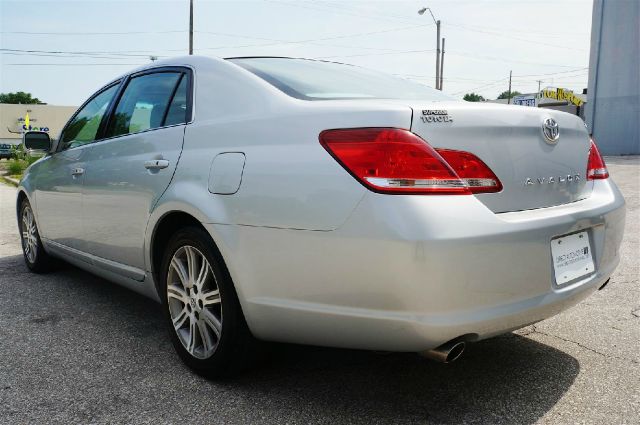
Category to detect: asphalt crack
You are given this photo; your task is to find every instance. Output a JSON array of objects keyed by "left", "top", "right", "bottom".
[{"left": 530, "top": 324, "right": 639, "bottom": 365}]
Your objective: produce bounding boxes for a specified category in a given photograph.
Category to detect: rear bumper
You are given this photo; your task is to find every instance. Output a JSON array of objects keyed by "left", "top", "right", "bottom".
[{"left": 211, "top": 179, "right": 626, "bottom": 352}]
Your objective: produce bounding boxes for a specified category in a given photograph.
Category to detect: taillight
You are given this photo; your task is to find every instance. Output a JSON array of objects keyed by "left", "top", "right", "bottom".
[
  {"left": 587, "top": 138, "right": 609, "bottom": 180},
  {"left": 319, "top": 128, "right": 501, "bottom": 195},
  {"left": 435, "top": 149, "right": 502, "bottom": 193}
]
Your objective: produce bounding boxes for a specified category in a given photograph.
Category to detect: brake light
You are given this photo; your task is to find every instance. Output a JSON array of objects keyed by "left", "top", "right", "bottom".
[
  {"left": 319, "top": 128, "right": 501, "bottom": 195},
  {"left": 587, "top": 138, "right": 609, "bottom": 180},
  {"left": 435, "top": 149, "right": 503, "bottom": 193}
]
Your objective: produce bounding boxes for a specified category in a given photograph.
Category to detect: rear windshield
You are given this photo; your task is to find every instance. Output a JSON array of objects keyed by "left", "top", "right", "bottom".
[{"left": 228, "top": 57, "right": 452, "bottom": 101}]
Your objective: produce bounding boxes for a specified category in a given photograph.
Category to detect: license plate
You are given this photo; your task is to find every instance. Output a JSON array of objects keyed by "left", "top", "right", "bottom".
[{"left": 551, "top": 231, "right": 595, "bottom": 285}]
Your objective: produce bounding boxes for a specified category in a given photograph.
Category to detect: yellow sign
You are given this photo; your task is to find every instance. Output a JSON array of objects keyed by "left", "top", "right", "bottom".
[
  {"left": 540, "top": 88, "right": 584, "bottom": 107},
  {"left": 24, "top": 113, "right": 30, "bottom": 128}
]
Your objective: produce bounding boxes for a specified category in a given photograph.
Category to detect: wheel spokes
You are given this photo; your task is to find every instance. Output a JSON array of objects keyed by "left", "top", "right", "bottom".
[
  {"left": 21, "top": 207, "right": 37, "bottom": 263},
  {"left": 186, "top": 319, "right": 198, "bottom": 355},
  {"left": 167, "top": 284, "right": 189, "bottom": 304},
  {"left": 172, "top": 307, "right": 189, "bottom": 330},
  {"left": 194, "top": 258, "right": 209, "bottom": 289},
  {"left": 167, "top": 244, "right": 222, "bottom": 359},
  {"left": 170, "top": 256, "right": 189, "bottom": 287},
  {"left": 185, "top": 246, "right": 198, "bottom": 287},
  {"left": 202, "top": 289, "right": 221, "bottom": 306},
  {"left": 197, "top": 319, "right": 215, "bottom": 353},
  {"left": 201, "top": 309, "right": 222, "bottom": 339}
]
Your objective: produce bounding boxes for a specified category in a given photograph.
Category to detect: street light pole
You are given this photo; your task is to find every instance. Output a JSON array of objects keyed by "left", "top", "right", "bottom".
[
  {"left": 439, "top": 37, "right": 445, "bottom": 91},
  {"left": 418, "top": 7, "right": 442, "bottom": 90},
  {"left": 189, "top": 0, "right": 194, "bottom": 55},
  {"left": 435, "top": 20, "right": 441, "bottom": 90}
]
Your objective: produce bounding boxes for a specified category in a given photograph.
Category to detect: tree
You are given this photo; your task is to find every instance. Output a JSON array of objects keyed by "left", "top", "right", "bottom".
[
  {"left": 463, "top": 92, "right": 485, "bottom": 102},
  {"left": 497, "top": 90, "right": 522, "bottom": 100},
  {"left": 0, "top": 91, "right": 45, "bottom": 104}
]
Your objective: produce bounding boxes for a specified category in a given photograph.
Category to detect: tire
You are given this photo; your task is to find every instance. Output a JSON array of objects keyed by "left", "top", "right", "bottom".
[
  {"left": 19, "top": 199, "right": 53, "bottom": 273},
  {"left": 160, "top": 226, "right": 255, "bottom": 378}
]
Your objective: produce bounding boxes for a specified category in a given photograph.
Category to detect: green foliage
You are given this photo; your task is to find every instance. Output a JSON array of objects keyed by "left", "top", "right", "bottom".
[
  {"left": 497, "top": 90, "right": 522, "bottom": 100},
  {"left": 0, "top": 91, "right": 44, "bottom": 104},
  {"left": 8, "top": 144, "right": 40, "bottom": 177},
  {"left": 6, "top": 160, "right": 26, "bottom": 176},
  {"left": 463, "top": 93, "right": 485, "bottom": 102},
  {"left": 10, "top": 144, "right": 25, "bottom": 161}
]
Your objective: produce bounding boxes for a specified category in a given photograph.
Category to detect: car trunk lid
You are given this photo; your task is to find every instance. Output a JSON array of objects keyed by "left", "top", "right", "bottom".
[{"left": 410, "top": 101, "right": 592, "bottom": 213}]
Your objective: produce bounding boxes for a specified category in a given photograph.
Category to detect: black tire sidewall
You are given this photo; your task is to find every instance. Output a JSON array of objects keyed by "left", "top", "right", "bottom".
[{"left": 159, "top": 226, "right": 251, "bottom": 377}]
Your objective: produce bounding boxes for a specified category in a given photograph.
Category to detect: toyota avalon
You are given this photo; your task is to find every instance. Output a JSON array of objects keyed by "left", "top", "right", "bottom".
[{"left": 17, "top": 56, "right": 625, "bottom": 376}]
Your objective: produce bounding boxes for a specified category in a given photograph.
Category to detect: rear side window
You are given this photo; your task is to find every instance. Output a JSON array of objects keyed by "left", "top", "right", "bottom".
[
  {"left": 59, "top": 84, "right": 119, "bottom": 150},
  {"left": 105, "top": 72, "right": 185, "bottom": 138},
  {"left": 228, "top": 57, "right": 453, "bottom": 101},
  {"left": 164, "top": 76, "right": 188, "bottom": 126}
]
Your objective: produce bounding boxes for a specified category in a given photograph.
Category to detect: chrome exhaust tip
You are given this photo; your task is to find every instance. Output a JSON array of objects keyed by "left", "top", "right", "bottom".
[
  {"left": 420, "top": 340, "right": 466, "bottom": 363},
  {"left": 598, "top": 278, "right": 610, "bottom": 290}
]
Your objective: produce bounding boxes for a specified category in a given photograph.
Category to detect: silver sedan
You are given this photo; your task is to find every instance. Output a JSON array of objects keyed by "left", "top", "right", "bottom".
[{"left": 17, "top": 56, "right": 625, "bottom": 377}]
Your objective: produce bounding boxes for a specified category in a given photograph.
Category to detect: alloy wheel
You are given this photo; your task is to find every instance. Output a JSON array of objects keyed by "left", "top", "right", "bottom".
[
  {"left": 21, "top": 205, "right": 38, "bottom": 263},
  {"left": 167, "top": 245, "right": 222, "bottom": 359}
]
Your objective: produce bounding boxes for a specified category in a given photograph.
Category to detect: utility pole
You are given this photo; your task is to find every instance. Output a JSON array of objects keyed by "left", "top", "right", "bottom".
[
  {"left": 439, "top": 38, "right": 445, "bottom": 91},
  {"left": 435, "top": 20, "right": 441, "bottom": 89},
  {"left": 507, "top": 70, "right": 512, "bottom": 104},
  {"left": 418, "top": 8, "right": 442, "bottom": 90},
  {"left": 189, "top": 0, "right": 194, "bottom": 55}
]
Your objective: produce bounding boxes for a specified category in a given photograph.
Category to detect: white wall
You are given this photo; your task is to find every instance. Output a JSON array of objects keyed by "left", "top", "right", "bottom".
[{"left": 586, "top": 0, "right": 640, "bottom": 155}]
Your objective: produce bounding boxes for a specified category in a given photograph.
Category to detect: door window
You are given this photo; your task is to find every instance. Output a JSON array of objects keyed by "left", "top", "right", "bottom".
[
  {"left": 105, "top": 72, "right": 184, "bottom": 138},
  {"left": 164, "top": 76, "right": 189, "bottom": 126},
  {"left": 59, "top": 84, "right": 119, "bottom": 150}
]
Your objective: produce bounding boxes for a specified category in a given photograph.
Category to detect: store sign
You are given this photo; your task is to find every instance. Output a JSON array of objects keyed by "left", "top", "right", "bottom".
[
  {"left": 513, "top": 95, "right": 536, "bottom": 107},
  {"left": 16, "top": 113, "right": 50, "bottom": 132},
  {"left": 540, "top": 88, "right": 584, "bottom": 107}
]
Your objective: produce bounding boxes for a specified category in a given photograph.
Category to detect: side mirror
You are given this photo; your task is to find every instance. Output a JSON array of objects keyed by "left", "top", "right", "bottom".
[{"left": 23, "top": 131, "right": 51, "bottom": 152}]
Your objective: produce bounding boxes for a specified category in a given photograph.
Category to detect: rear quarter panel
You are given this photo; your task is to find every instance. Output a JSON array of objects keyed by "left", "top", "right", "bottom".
[{"left": 169, "top": 100, "right": 412, "bottom": 230}]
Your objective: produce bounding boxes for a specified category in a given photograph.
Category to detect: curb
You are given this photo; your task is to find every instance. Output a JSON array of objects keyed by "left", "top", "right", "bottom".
[{"left": 1, "top": 176, "right": 19, "bottom": 187}]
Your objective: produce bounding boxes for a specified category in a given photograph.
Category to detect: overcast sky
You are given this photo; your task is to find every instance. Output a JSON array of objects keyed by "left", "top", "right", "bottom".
[{"left": 0, "top": 0, "right": 593, "bottom": 106}]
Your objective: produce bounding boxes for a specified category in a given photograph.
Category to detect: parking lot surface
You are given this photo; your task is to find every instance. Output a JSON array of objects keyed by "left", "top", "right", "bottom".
[{"left": 1, "top": 157, "right": 638, "bottom": 424}]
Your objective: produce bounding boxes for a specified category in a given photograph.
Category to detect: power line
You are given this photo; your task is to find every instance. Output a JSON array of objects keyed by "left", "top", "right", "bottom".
[
  {"left": 0, "top": 51, "right": 155, "bottom": 60},
  {"left": 195, "top": 24, "right": 431, "bottom": 51},
  {"left": 0, "top": 30, "right": 184, "bottom": 35},
  {"left": 315, "top": 49, "right": 436, "bottom": 59},
  {"left": 512, "top": 67, "right": 588, "bottom": 78},
  {"left": 195, "top": 26, "right": 431, "bottom": 53},
  {"left": 0, "top": 48, "right": 163, "bottom": 58},
  {"left": 447, "top": 51, "right": 585, "bottom": 68},
  {"left": 451, "top": 78, "right": 508, "bottom": 96},
  {"left": 304, "top": 0, "right": 422, "bottom": 24},
  {"left": 447, "top": 23, "right": 588, "bottom": 52},
  {"left": 263, "top": 0, "right": 420, "bottom": 25},
  {"left": 3, "top": 63, "right": 144, "bottom": 66}
]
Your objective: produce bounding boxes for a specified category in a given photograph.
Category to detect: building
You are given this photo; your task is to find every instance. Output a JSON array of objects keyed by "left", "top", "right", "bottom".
[
  {"left": 486, "top": 90, "right": 588, "bottom": 120},
  {"left": 0, "top": 103, "right": 77, "bottom": 145},
  {"left": 585, "top": 0, "right": 640, "bottom": 155}
]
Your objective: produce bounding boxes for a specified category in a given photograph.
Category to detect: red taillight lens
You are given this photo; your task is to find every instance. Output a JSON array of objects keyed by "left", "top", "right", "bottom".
[
  {"left": 587, "top": 138, "right": 609, "bottom": 180},
  {"left": 435, "top": 149, "right": 503, "bottom": 193},
  {"left": 319, "top": 128, "right": 501, "bottom": 195}
]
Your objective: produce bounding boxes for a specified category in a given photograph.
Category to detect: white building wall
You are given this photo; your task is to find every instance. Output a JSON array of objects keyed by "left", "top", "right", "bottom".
[{"left": 586, "top": 0, "right": 640, "bottom": 155}]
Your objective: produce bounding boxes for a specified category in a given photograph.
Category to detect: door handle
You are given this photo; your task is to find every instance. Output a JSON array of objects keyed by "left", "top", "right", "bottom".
[
  {"left": 71, "top": 167, "right": 84, "bottom": 176},
  {"left": 144, "top": 159, "right": 170, "bottom": 170}
]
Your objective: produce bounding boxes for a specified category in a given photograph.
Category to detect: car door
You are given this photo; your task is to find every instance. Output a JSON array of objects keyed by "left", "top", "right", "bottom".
[
  {"left": 34, "top": 83, "right": 120, "bottom": 251},
  {"left": 81, "top": 67, "right": 191, "bottom": 276}
]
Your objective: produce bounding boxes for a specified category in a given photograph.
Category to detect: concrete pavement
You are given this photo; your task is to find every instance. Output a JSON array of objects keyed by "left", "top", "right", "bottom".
[{"left": 0, "top": 158, "right": 638, "bottom": 424}]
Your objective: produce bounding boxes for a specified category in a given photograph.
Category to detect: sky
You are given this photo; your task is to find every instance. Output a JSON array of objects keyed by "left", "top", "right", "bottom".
[{"left": 0, "top": 0, "right": 594, "bottom": 106}]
